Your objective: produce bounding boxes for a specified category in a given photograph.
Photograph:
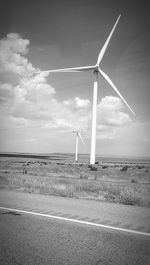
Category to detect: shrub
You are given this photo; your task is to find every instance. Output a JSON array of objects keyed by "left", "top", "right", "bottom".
[
  {"left": 119, "top": 188, "right": 141, "bottom": 206},
  {"left": 102, "top": 165, "right": 108, "bottom": 169},
  {"left": 80, "top": 173, "right": 88, "bottom": 179},
  {"left": 121, "top": 165, "right": 128, "bottom": 172},
  {"left": 136, "top": 165, "right": 144, "bottom": 169},
  {"left": 131, "top": 178, "right": 138, "bottom": 183},
  {"left": 23, "top": 167, "right": 27, "bottom": 174},
  {"left": 90, "top": 166, "right": 97, "bottom": 171},
  {"left": 94, "top": 175, "right": 98, "bottom": 180}
]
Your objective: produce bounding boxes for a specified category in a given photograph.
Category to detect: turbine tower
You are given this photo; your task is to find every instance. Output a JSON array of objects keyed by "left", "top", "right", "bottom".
[
  {"left": 39, "top": 15, "right": 135, "bottom": 165},
  {"left": 72, "top": 128, "right": 85, "bottom": 162}
]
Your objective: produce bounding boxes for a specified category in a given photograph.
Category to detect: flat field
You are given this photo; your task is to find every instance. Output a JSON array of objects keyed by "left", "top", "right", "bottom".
[{"left": 0, "top": 153, "right": 150, "bottom": 207}]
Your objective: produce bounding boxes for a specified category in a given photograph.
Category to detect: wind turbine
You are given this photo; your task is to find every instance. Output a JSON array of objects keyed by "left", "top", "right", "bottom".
[
  {"left": 39, "top": 15, "right": 135, "bottom": 165},
  {"left": 72, "top": 128, "right": 85, "bottom": 162}
]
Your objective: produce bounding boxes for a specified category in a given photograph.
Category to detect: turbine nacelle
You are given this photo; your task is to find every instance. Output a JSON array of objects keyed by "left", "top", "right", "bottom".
[
  {"left": 71, "top": 128, "right": 86, "bottom": 145},
  {"left": 93, "top": 65, "right": 99, "bottom": 73}
]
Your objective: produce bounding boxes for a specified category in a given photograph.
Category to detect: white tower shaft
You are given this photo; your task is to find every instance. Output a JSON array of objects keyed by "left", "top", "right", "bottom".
[
  {"left": 90, "top": 71, "right": 98, "bottom": 165},
  {"left": 75, "top": 133, "right": 79, "bottom": 162}
]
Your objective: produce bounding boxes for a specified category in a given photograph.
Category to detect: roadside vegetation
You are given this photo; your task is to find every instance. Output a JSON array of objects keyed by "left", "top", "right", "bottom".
[{"left": 0, "top": 156, "right": 150, "bottom": 207}]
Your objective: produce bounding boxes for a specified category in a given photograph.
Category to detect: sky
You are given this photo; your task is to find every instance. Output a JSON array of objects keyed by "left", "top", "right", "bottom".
[{"left": 0, "top": 0, "right": 150, "bottom": 158}]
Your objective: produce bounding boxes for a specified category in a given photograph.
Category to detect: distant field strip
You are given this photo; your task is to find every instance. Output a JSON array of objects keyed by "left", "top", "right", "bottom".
[
  {"left": 0, "top": 155, "right": 150, "bottom": 207},
  {"left": 0, "top": 206, "right": 150, "bottom": 237}
]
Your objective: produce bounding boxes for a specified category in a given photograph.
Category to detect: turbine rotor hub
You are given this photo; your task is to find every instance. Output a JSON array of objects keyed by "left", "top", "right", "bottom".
[{"left": 94, "top": 65, "right": 99, "bottom": 73}]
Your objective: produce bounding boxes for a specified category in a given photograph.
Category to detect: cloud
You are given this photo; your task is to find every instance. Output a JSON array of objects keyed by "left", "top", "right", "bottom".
[
  {"left": 25, "top": 138, "right": 36, "bottom": 142},
  {"left": 8, "top": 74, "right": 90, "bottom": 131},
  {"left": 0, "top": 83, "right": 13, "bottom": 103},
  {"left": 97, "top": 96, "right": 132, "bottom": 126},
  {"left": 96, "top": 125, "right": 117, "bottom": 140},
  {"left": 75, "top": 97, "right": 90, "bottom": 109},
  {"left": 94, "top": 96, "right": 132, "bottom": 140},
  {"left": 0, "top": 33, "right": 35, "bottom": 76},
  {"left": 63, "top": 97, "right": 90, "bottom": 110}
]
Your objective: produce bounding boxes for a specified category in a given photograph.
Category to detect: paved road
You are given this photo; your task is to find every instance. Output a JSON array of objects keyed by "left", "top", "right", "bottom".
[
  {"left": 0, "top": 207, "right": 150, "bottom": 265},
  {"left": 0, "top": 190, "right": 150, "bottom": 264}
]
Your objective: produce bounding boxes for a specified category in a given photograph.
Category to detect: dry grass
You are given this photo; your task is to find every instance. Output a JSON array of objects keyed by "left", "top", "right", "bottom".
[{"left": 0, "top": 156, "right": 150, "bottom": 207}]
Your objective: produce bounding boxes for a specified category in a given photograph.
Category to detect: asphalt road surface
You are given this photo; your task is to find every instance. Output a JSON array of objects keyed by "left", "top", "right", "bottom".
[
  {"left": 0, "top": 190, "right": 150, "bottom": 265},
  {"left": 0, "top": 208, "right": 150, "bottom": 265}
]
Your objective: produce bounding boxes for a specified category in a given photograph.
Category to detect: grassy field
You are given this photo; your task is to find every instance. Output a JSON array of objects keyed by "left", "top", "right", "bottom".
[{"left": 0, "top": 154, "right": 150, "bottom": 207}]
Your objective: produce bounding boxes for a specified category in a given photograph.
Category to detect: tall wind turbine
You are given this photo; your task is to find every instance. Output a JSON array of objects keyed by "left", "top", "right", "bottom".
[
  {"left": 39, "top": 15, "right": 135, "bottom": 165},
  {"left": 72, "top": 128, "right": 85, "bottom": 162}
]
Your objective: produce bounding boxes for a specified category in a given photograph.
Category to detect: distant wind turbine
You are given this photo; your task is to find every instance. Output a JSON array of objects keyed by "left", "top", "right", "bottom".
[
  {"left": 39, "top": 15, "right": 135, "bottom": 165},
  {"left": 72, "top": 128, "right": 85, "bottom": 162}
]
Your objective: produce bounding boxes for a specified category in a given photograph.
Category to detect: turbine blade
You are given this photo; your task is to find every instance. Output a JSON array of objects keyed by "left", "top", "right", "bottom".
[
  {"left": 97, "top": 15, "right": 121, "bottom": 66},
  {"left": 40, "top": 65, "right": 95, "bottom": 74},
  {"left": 99, "top": 69, "right": 135, "bottom": 116},
  {"left": 78, "top": 132, "right": 86, "bottom": 145}
]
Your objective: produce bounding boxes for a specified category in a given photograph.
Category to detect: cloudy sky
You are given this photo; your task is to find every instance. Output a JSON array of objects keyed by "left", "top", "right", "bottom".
[{"left": 0, "top": 0, "right": 150, "bottom": 157}]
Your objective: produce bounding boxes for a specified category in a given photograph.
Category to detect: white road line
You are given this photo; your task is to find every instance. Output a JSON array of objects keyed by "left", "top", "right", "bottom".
[{"left": 0, "top": 206, "right": 150, "bottom": 237}]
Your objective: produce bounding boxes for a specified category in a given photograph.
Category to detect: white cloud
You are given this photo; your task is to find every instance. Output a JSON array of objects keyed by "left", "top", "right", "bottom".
[
  {"left": 10, "top": 116, "right": 28, "bottom": 126},
  {"left": 63, "top": 96, "right": 90, "bottom": 110},
  {"left": 99, "top": 96, "right": 122, "bottom": 111},
  {"left": 8, "top": 76, "right": 90, "bottom": 131},
  {"left": 95, "top": 96, "right": 132, "bottom": 140},
  {"left": 75, "top": 97, "right": 90, "bottom": 109},
  {"left": 0, "top": 33, "right": 35, "bottom": 76},
  {"left": 97, "top": 125, "right": 117, "bottom": 140},
  {"left": 0, "top": 83, "right": 13, "bottom": 103},
  {"left": 25, "top": 138, "right": 36, "bottom": 142},
  {"left": 97, "top": 96, "right": 132, "bottom": 126}
]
